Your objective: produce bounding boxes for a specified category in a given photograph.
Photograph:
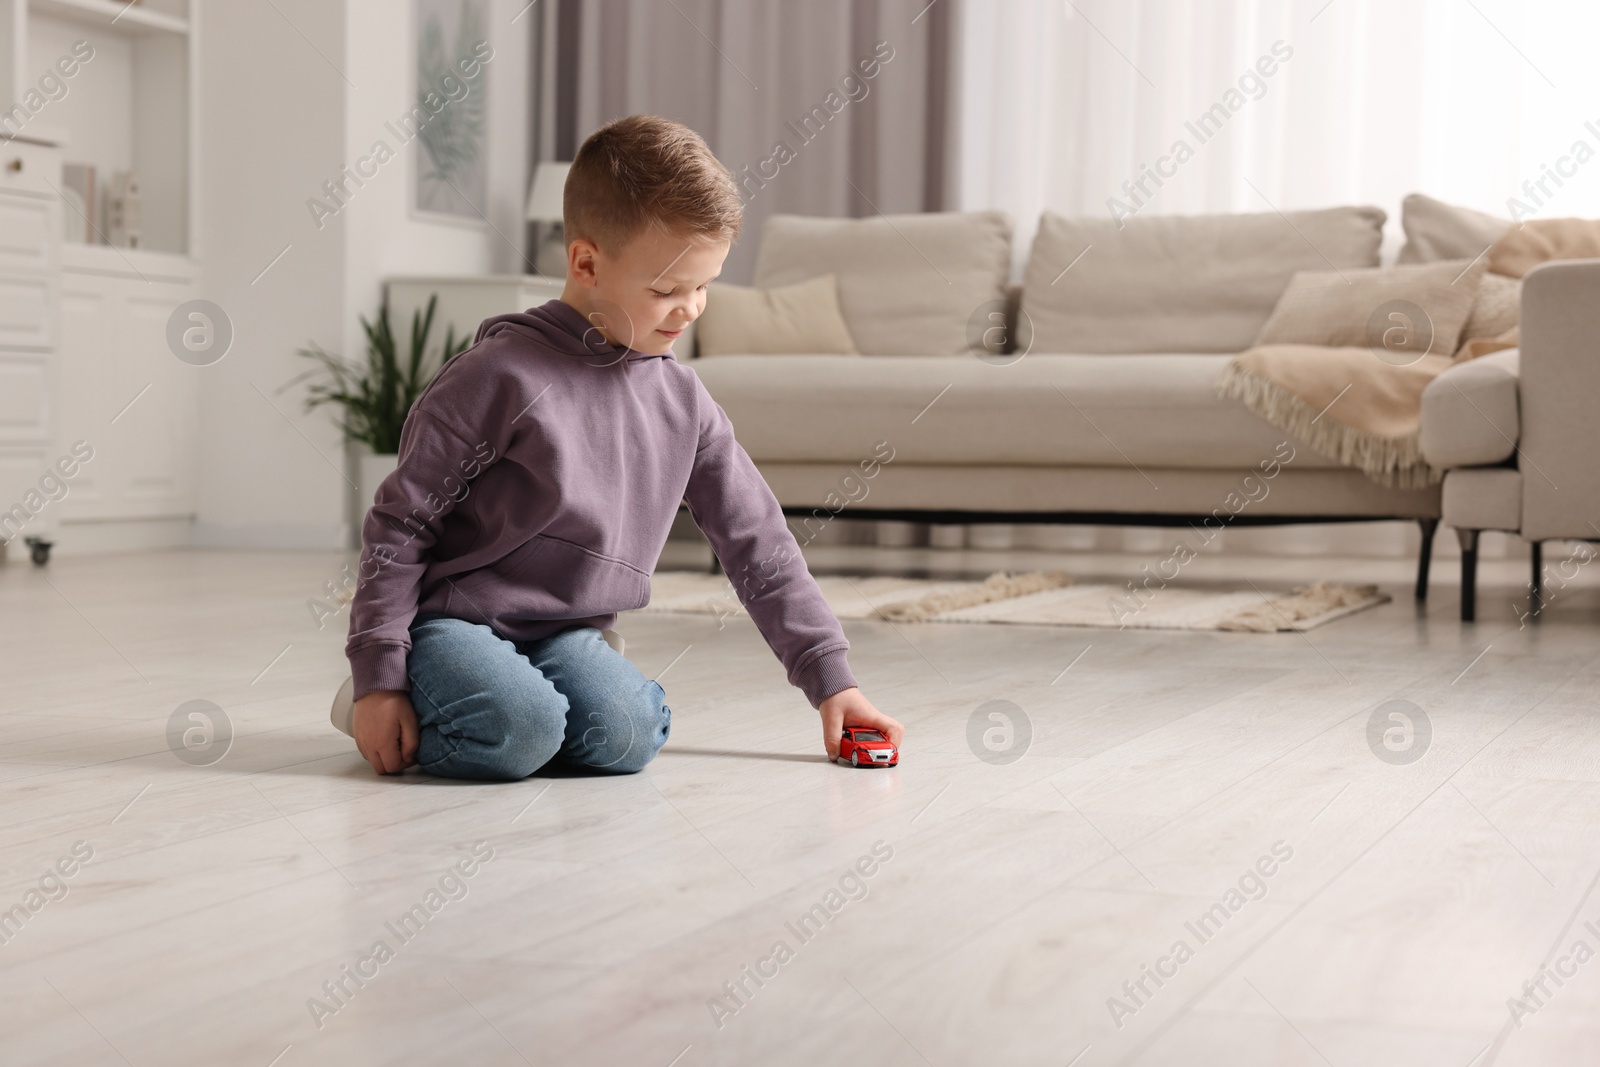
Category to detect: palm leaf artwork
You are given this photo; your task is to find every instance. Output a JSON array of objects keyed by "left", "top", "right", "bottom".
[
  {"left": 292, "top": 295, "right": 471, "bottom": 455},
  {"left": 416, "top": 0, "right": 488, "bottom": 214}
]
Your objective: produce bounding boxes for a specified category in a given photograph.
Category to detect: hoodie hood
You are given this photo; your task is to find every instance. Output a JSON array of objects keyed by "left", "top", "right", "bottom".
[{"left": 476, "top": 299, "right": 674, "bottom": 366}]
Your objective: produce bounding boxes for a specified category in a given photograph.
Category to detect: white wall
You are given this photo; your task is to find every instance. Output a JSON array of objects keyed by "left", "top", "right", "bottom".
[
  {"left": 193, "top": 0, "right": 351, "bottom": 549},
  {"left": 340, "top": 0, "right": 530, "bottom": 360},
  {"left": 194, "top": 0, "right": 529, "bottom": 550}
]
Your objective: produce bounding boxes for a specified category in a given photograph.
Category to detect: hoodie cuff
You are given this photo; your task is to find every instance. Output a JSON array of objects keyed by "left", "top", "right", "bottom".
[
  {"left": 797, "top": 648, "right": 859, "bottom": 709},
  {"left": 350, "top": 643, "right": 412, "bottom": 701}
]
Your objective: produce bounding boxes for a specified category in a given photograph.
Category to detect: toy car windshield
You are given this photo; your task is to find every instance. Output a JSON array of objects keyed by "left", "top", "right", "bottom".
[{"left": 851, "top": 730, "right": 887, "bottom": 742}]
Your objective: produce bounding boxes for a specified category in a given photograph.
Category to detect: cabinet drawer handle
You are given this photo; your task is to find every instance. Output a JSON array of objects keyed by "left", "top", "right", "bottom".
[{"left": 4, "top": 159, "right": 19, "bottom": 173}]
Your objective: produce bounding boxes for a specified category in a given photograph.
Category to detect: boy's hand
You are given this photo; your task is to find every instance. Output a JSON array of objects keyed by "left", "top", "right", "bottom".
[
  {"left": 353, "top": 690, "right": 420, "bottom": 775},
  {"left": 818, "top": 687, "right": 904, "bottom": 761}
]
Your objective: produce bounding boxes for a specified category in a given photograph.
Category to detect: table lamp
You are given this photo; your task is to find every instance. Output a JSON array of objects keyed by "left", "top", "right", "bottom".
[{"left": 525, "top": 161, "right": 571, "bottom": 279}]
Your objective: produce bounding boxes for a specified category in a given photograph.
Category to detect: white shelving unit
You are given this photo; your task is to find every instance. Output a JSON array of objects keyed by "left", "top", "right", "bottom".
[
  {"left": 0, "top": 131, "right": 61, "bottom": 561},
  {"left": 3, "top": 0, "right": 195, "bottom": 256},
  {"left": 30, "top": 0, "right": 189, "bottom": 36},
  {"left": 0, "top": 0, "right": 200, "bottom": 558}
]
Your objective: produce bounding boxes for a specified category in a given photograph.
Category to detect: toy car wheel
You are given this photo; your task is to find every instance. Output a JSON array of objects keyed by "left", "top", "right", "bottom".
[{"left": 851, "top": 751, "right": 859, "bottom": 767}]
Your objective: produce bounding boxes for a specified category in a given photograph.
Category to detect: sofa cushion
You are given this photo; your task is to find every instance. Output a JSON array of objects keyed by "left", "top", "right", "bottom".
[
  {"left": 1019, "top": 206, "right": 1386, "bottom": 354},
  {"left": 693, "top": 353, "right": 1343, "bottom": 470},
  {"left": 1419, "top": 349, "right": 1519, "bottom": 468},
  {"left": 753, "top": 212, "right": 1012, "bottom": 356},
  {"left": 1487, "top": 217, "right": 1600, "bottom": 278},
  {"left": 1459, "top": 273, "right": 1521, "bottom": 353},
  {"left": 696, "top": 274, "right": 858, "bottom": 357},
  {"left": 1396, "top": 193, "right": 1511, "bottom": 264},
  {"left": 1254, "top": 258, "right": 1486, "bottom": 358}
]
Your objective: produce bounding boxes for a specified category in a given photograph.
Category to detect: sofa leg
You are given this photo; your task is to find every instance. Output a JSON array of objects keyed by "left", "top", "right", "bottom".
[
  {"left": 1530, "top": 540, "right": 1543, "bottom": 617},
  {"left": 1457, "top": 528, "right": 1480, "bottom": 622},
  {"left": 1414, "top": 517, "right": 1439, "bottom": 601}
]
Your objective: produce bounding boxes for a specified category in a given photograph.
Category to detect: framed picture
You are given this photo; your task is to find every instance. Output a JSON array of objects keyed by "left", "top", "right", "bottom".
[{"left": 412, "top": 0, "right": 490, "bottom": 225}]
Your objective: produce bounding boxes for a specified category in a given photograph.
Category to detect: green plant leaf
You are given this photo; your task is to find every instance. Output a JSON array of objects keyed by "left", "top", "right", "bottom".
[{"left": 293, "top": 293, "right": 471, "bottom": 454}]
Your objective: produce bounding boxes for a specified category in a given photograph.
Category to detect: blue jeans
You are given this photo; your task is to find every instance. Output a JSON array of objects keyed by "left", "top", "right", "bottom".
[{"left": 406, "top": 613, "right": 670, "bottom": 781}]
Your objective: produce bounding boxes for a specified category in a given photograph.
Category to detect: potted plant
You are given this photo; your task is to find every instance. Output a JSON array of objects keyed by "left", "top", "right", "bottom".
[{"left": 291, "top": 295, "right": 470, "bottom": 511}]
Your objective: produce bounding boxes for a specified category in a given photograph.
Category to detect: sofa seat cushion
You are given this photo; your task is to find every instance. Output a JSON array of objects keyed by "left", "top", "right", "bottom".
[
  {"left": 693, "top": 353, "right": 1344, "bottom": 470},
  {"left": 1419, "top": 349, "right": 1519, "bottom": 468}
]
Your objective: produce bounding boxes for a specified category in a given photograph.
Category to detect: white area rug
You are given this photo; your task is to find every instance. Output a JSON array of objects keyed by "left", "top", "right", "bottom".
[{"left": 638, "top": 570, "right": 1390, "bottom": 632}]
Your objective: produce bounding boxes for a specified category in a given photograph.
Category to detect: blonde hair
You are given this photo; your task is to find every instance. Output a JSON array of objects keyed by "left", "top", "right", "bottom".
[{"left": 564, "top": 114, "right": 742, "bottom": 252}]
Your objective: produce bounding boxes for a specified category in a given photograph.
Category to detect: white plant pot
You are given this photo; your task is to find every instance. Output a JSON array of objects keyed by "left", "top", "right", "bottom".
[{"left": 359, "top": 453, "right": 399, "bottom": 513}]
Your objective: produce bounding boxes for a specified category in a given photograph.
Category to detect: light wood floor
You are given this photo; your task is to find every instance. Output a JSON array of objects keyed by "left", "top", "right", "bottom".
[{"left": 1, "top": 544, "right": 1597, "bottom": 1067}]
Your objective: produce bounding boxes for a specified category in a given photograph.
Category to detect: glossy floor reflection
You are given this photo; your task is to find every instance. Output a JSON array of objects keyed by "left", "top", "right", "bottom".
[{"left": 0, "top": 546, "right": 1596, "bottom": 1067}]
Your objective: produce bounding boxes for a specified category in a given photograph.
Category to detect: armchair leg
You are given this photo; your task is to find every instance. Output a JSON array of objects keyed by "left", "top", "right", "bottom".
[
  {"left": 1457, "top": 528, "right": 1480, "bottom": 621},
  {"left": 1530, "top": 540, "right": 1543, "bottom": 617},
  {"left": 1415, "top": 517, "right": 1439, "bottom": 601}
]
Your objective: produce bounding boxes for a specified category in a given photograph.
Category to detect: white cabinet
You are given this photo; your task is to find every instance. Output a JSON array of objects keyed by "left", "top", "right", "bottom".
[
  {"left": 1, "top": 0, "right": 195, "bottom": 256},
  {"left": 0, "top": 133, "right": 59, "bottom": 555},
  {"left": 0, "top": 0, "right": 198, "bottom": 557},
  {"left": 54, "top": 245, "right": 198, "bottom": 534}
]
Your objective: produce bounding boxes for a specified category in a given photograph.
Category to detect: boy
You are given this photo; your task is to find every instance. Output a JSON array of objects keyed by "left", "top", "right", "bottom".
[{"left": 335, "top": 114, "right": 904, "bottom": 780}]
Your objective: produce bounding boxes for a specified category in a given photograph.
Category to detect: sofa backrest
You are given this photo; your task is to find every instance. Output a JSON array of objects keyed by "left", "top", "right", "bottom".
[
  {"left": 1519, "top": 257, "right": 1600, "bottom": 541},
  {"left": 1019, "top": 206, "right": 1386, "bottom": 354},
  {"left": 753, "top": 211, "right": 1012, "bottom": 356}
]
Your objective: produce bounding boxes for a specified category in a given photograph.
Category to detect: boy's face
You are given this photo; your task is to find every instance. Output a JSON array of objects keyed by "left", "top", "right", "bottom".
[{"left": 563, "top": 225, "right": 730, "bottom": 356}]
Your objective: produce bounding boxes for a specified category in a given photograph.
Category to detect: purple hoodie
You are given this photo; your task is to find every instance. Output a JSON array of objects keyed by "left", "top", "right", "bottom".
[{"left": 345, "top": 299, "right": 858, "bottom": 708}]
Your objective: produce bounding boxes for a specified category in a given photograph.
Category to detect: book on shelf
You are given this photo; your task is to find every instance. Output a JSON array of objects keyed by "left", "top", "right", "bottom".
[{"left": 61, "top": 163, "right": 95, "bottom": 244}]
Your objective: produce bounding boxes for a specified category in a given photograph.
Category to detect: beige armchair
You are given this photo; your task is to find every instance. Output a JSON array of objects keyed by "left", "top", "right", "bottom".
[{"left": 1421, "top": 259, "right": 1600, "bottom": 621}]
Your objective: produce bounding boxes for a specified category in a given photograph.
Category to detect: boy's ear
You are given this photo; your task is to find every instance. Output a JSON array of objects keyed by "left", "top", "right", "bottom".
[{"left": 567, "top": 237, "right": 601, "bottom": 286}]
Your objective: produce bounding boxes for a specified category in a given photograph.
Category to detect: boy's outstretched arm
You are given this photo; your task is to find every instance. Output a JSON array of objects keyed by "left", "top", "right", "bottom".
[{"left": 681, "top": 378, "right": 903, "bottom": 760}]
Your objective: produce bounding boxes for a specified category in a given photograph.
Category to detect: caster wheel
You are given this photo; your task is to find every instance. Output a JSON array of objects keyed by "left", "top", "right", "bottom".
[{"left": 24, "top": 537, "right": 52, "bottom": 566}]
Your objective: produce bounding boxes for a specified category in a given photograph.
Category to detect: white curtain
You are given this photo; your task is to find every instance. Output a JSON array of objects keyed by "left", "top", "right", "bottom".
[{"left": 957, "top": 0, "right": 1600, "bottom": 277}]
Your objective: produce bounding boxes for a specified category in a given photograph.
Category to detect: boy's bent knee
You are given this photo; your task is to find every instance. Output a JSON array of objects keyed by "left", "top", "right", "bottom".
[
  {"left": 415, "top": 684, "right": 568, "bottom": 781},
  {"left": 565, "top": 681, "right": 670, "bottom": 774}
]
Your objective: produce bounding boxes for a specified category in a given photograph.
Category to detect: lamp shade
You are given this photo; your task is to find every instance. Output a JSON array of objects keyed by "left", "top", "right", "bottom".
[{"left": 525, "top": 161, "right": 571, "bottom": 222}]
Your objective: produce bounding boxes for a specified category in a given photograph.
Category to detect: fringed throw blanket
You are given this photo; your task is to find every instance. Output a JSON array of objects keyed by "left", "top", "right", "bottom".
[
  {"left": 1219, "top": 217, "right": 1600, "bottom": 488},
  {"left": 1218, "top": 348, "right": 1451, "bottom": 488}
]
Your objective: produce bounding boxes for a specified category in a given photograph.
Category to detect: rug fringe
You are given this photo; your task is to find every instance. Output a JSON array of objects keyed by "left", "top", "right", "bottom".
[
  {"left": 1216, "top": 581, "right": 1384, "bottom": 632},
  {"left": 877, "top": 570, "right": 1075, "bottom": 622},
  {"left": 641, "top": 572, "right": 1386, "bottom": 631},
  {"left": 1216, "top": 362, "right": 1441, "bottom": 489}
]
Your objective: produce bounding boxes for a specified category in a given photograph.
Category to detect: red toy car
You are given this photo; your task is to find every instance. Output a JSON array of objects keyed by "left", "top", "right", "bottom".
[{"left": 839, "top": 727, "right": 898, "bottom": 768}]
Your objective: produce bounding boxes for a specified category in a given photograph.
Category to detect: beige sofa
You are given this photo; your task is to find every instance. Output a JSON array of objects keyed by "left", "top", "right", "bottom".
[
  {"left": 1421, "top": 259, "right": 1600, "bottom": 620},
  {"left": 694, "top": 207, "right": 1445, "bottom": 596}
]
